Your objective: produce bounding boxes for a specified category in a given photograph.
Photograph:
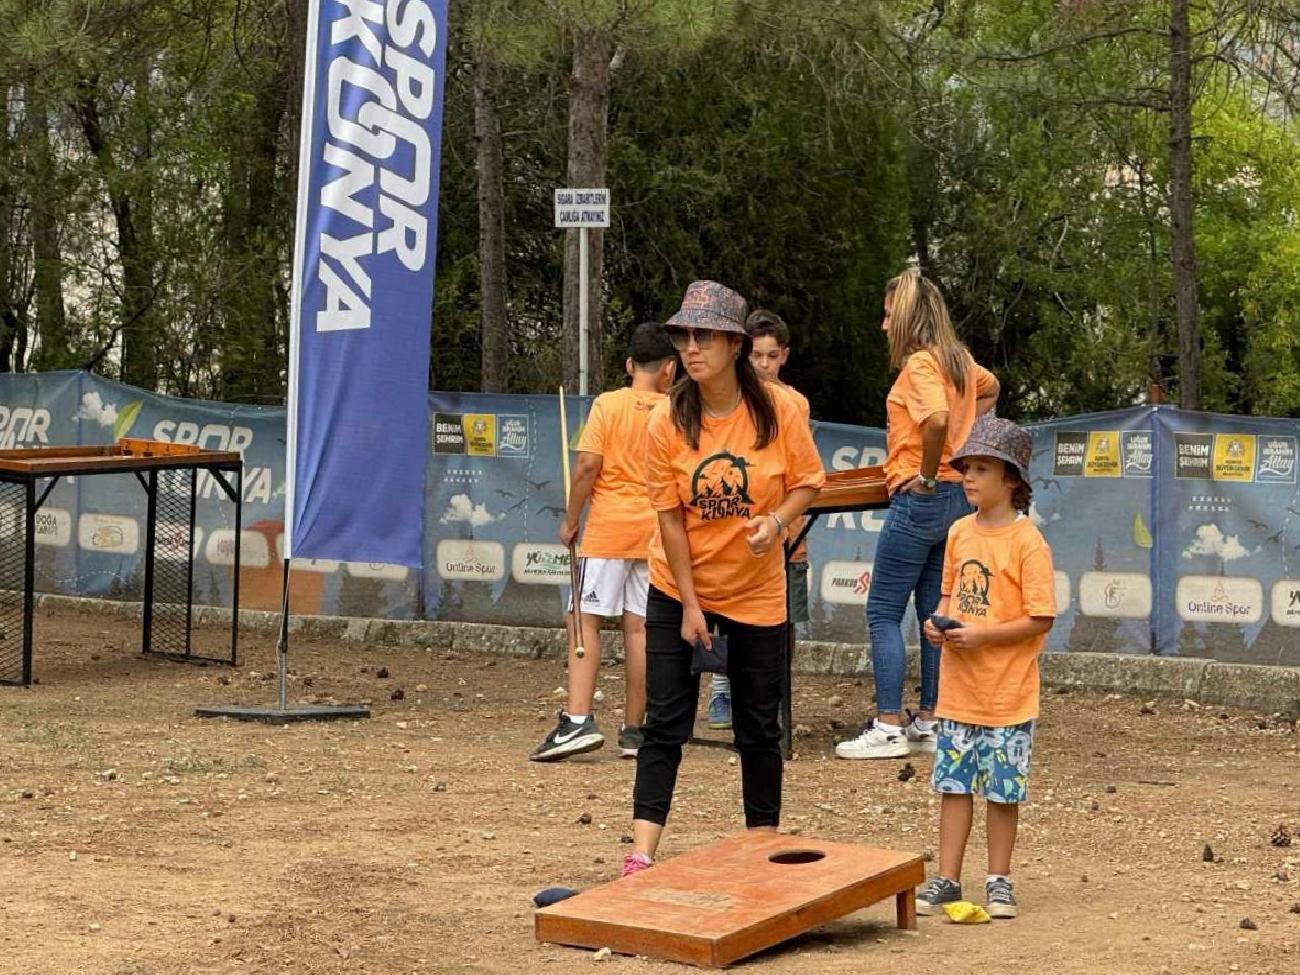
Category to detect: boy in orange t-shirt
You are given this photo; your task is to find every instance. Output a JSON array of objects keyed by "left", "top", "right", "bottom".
[
  {"left": 706, "top": 308, "right": 815, "bottom": 731},
  {"left": 914, "top": 415, "right": 1056, "bottom": 920},
  {"left": 530, "top": 323, "right": 677, "bottom": 763}
]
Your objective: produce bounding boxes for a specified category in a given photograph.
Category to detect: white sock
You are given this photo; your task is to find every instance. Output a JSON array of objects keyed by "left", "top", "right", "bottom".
[
  {"left": 987, "top": 874, "right": 1011, "bottom": 885},
  {"left": 913, "top": 717, "right": 938, "bottom": 732},
  {"left": 875, "top": 719, "right": 902, "bottom": 734},
  {"left": 566, "top": 713, "right": 590, "bottom": 723}
]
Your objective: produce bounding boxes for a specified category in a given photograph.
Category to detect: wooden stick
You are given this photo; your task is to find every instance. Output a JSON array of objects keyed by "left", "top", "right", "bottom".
[{"left": 559, "top": 388, "right": 585, "bottom": 659}]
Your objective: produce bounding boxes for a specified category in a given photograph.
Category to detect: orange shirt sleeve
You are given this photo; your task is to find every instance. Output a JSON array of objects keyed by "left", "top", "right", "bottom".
[
  {"left": 940, "top": 524, "right": 959, "bottom": 597},
  {"left": 974, "top": 362, "right": 998, "bottom": 399},
  {"left": 645, "top": 406, "right": 681, "bottom": 512},
  {"left": 903, "top": 352, "right": 949, "bottom": 424},
  {"left": 1020, "top": 534, "right": 1058, "bottom": 618},
  {"left": 576, "top": 396, "right": 606, "bottom": 455},
  {"left": 779, "top": 396, "right": 825, "bottom": 493}
]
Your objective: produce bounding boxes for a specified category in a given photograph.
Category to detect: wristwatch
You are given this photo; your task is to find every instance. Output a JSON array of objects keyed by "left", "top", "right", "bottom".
[{"left": 918, "top": 474, "right": 938, "bottom": 490}]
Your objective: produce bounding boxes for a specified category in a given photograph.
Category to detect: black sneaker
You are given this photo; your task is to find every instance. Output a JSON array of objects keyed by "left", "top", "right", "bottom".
[
  {"left": 916, "top": 875, "right": 963, "bottom": 915},
  {"left": 618, "top": 725, "right": 644, "bottom": 758},
  {"left": 529, "top": 713, "right": 604, "bottom": 762},
  {"left": 986, "top": 877, "right": 1018, "bottom": 919}
]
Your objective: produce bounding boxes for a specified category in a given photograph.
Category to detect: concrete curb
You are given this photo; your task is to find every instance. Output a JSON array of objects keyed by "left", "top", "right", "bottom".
[{"left": 34, "top": 594, "right": 1300, "bottom": 717}]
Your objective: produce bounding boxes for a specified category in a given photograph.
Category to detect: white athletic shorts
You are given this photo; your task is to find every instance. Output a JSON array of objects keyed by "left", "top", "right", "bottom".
[{"left": 568, "top": 557, "right": 650, "bottom": 617}]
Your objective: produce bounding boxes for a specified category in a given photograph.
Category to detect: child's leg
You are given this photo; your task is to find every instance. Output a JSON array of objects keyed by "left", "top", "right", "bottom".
[
  {"left": 986, "top": 800, "right": 1019, "bottom": 877},
  {"left": 938, "top": 793, "right": 974, "bottom": 881},
  {"left": 931, "top": 719, "right": 980, "bottom": 883}
]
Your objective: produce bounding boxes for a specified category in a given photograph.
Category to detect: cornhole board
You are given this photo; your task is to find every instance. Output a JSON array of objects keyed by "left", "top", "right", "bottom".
[{"left": 535, "top": 832, "right": 924, "bottom": 967}]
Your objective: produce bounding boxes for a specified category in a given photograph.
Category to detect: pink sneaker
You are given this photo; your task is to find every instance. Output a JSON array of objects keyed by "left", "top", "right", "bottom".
[{"left": 621, "top": 852, "right": 652, "bottom": 878}]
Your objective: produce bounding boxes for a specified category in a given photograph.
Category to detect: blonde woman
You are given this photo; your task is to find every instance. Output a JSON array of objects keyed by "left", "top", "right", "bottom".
[{"left": 836, "top": 269, "right": 999, "bottom": 760}]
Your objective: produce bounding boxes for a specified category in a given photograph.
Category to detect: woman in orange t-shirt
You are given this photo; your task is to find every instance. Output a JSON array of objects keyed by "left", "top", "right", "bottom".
[
  {"left": 623, "top": 281, "right": 824, "bottom": 878},
  {"left": 836, "top": 268, "right": 999, "bottom": 762}
]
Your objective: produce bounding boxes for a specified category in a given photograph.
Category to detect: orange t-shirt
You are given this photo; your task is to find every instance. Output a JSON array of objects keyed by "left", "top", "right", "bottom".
[
  {"left": 774, "top": 382, "right": 813, "bottom": 564},
  {"left": 646, "top": 387, "right": 825, "bottom": 626},
  {"left": 884, "top": 350, "right": 997, "bottom": 492},
  {"left": 936, "top": 514, "right": 1057, "bottom": 727},
  {"left": 576, "top": 387, "right": 666, "bottom": 560}
]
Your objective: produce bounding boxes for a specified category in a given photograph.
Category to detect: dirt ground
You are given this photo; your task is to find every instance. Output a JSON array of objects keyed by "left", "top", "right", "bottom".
[{"left": 3, "top": 605, "right": 1300, "bottom": 975}]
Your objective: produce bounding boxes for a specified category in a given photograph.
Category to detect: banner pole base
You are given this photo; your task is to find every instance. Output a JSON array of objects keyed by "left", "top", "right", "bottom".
[{"left": 195, "top": 559, "right": 371, "bottom": 724}]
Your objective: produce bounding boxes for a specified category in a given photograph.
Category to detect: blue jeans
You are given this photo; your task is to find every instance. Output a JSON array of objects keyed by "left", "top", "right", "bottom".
[{"left": 866, "top": 483, "right": 972, "bottom": 716}]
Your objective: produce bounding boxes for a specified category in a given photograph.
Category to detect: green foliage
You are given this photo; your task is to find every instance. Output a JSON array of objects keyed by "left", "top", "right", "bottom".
[{"left": 0, "top": 0, "right": 1296, "bottom": 421}]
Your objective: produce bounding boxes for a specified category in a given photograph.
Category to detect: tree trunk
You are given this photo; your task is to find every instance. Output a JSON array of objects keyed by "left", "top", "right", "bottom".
[
  {"left": 25, "top": 86, "right": 69, "bottom": 371},
  {"left": 75, "top": 76, "right": 158, "bottom": 389},
  {"left": 475, "top": 49, "right": 509, "bottom": 393},
  {"left": 1168, "top": 0, "right": 1200, "bottom": 410},
  {"left": 562, "top": 26, "right": 611, "bottom": 394}
]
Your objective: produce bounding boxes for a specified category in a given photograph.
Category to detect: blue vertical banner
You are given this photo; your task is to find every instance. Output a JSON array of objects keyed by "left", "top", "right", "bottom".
[{"left": 285, "top": 0, "right": 450, "bottom": 567}]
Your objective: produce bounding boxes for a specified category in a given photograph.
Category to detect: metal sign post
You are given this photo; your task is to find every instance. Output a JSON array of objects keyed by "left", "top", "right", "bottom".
[{"left": 555, "top": 188, "right": 611, "bottom": 396}]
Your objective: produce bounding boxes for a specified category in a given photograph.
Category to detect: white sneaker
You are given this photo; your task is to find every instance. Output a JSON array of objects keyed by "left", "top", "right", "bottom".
[
  {"left": 834, "top": 722, "right": 911, "bottom": 760},
  {"left": 907, "top": 718, "right": 938, "bottom": 754}
]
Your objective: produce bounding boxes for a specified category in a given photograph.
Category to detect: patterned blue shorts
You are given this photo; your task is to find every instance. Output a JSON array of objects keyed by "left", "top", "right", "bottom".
[{"left": 931, "top": 719, "right": 1036, "bottom": 804}]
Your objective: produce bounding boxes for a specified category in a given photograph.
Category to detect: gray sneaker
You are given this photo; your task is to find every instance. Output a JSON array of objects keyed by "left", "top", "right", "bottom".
[
  {"left": 986, "top": 877, "right": 1018, "bottom": 919},
  {"left": 618, "top": 724, "right": 644, "bottom": 759},
  {"left": 916, "top": 876, "right": 963, "bottom": 915},
  {"left": 529, "top": 713, "right": 604, "bottom": 762}
]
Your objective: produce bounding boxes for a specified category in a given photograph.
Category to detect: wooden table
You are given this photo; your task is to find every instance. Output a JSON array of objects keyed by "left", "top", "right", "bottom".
[
  {"left": 536, "top": 831, "right": 923, "bottom": 967},
  {"left": 779, "top": 466, "right": 889, "bottom": 756},
  {"left": 0, "top": 438, "right": 243, "bottom": 684}
]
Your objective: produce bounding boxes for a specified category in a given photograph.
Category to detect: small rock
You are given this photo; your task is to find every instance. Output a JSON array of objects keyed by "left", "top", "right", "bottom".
[
  {"left": 1139, "top": 701, "right": 1156, "bottom": 715},
  {"left": 827, "top": 695, "right": 844, "bottom": 708},
  {"left": 1080, "top": 874, "right": 1088, "bottom": 883},
  {"left": 99, "top": 768, "right": 117, "bottom": 782},
  {"left": 593, "top": 689, "right": 605, "bottom": 705},
  {"left": 1090, "top": 800, "right": 1100, "bottom": 812},
  {"left": 416, "top": 683, "right": 429, "bottom": 693},
  {"left": 553, "top": 687, "right": 567, "bottom": 699},
  {"left": 829, "top": 719, "right": 845, "bottom": 731},
  {"left": 1274, "top": 868, "right": 1290, "bottom": 882},
  {"left": 1107, "top": 912, "right": 1119, "bottom": 920},
  {"left": 1271, "top": 824, "right": 1292, "bottom": 848},
  {"left": 1288, "top": 903, "right": 1300, "bottom": 914},
  {"left": 87, "top": 923, "right": 101, "bottom": 933},
  {"left": 577, "top": 813, "right": 592, "bottom": 825},
  {"left": 793, "top": 724, "right": 811, "bottom": 738},
  {"left": 1239, "top": 917, "right": 1257, "bottom": 930},
  {"left": 395, "top": 721, "right": 408, "bottom": 730},
  {"left": 217, "top": 675, "right": 230, "bottom": 686},
  {"left": 1202, "top": 844, "right": 1215, "bottom": 863},
  {"left": 593, "top": 947, "right": 613, "bottom": 961},
  {"left": 376, "top": 666, "right": 390, "bottom": 678},
  {"left": 897, "top": 763, "right": 916, "bottom": 783},
  {"left": 20, "top": 790, "right": 33, "bottom": 800},
  {"left": 620, "top": 835, "right": 633, "bottom": 845},
  {"left": 68, "top": 851, "right": 78, "bottom": 861},
  {"left": 390, "top": 688, "right": 405, "bottom": 701},
  {"left": 1104, "top": 784, "right": 1117, "bottom": 794},
  {"left": 481, "top": 831, "right": 495, "bottom": 840}
]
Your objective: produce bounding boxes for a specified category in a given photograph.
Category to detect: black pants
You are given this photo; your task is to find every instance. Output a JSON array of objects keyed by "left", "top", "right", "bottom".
[{"left": 633, "top": 586, "right": 786, "bottom": 828}]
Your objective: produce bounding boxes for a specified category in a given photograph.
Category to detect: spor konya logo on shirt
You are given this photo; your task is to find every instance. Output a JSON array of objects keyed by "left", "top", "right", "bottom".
[
  {"left": 689, "top": 451, "right": 754, "bottom": 521},
  {"left": 955, "top": 559, "right": 992, "bottom": 617}
]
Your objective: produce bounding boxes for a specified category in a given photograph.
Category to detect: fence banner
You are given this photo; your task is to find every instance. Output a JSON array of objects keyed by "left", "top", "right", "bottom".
[
  {"left": 3, "top": 373, "right": 1300, "bottom": 665},
  {"left": 1153, "top": 409, "right": 1300, "bottom": 666},
  {"left": 285, "top": 0, "right": 450, "bottom": 567}
]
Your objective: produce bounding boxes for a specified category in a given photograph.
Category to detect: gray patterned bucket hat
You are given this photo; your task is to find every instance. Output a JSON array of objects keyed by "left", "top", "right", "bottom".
[
  {"left": 951, "top": 415, "right": 1032, "bottom": 481},
  {"left": 666, "top": 281, "right": 749, "bottom": 334}
]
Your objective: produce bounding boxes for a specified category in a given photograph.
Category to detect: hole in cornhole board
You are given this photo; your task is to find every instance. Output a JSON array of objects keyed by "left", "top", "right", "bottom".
[{"left": 768, "top": 849, "right": 826, "bottom": 865}]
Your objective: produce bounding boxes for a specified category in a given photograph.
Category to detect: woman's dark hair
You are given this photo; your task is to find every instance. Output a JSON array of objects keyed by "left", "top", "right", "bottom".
[{"left": 669, "top": 334, "right": 777, "bottom": 451}]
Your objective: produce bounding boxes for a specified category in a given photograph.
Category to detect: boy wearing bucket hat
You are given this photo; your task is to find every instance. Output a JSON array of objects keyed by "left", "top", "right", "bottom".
[{"left": 913, "top": 414, "right": 1057, "bottom": 920}]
